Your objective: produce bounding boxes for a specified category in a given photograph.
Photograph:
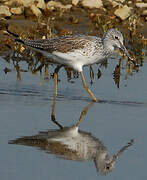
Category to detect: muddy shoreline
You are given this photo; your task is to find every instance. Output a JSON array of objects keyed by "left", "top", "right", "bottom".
[
  {"left": 0, "top": 0, "right": 146, "bottom": 81},
  {"left": 0, "top": 1, "right": 147, "bottom": 54}
]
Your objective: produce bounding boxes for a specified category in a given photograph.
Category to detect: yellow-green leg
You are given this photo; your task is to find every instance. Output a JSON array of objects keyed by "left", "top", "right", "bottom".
[
  {"left": 51, "top": 65, "right": 63, "bottom": 129},
  {"left": 80, "top": 71, "right": 97, "bottom": 102},
  {"left": 51, "top": 71, "right": 57, "bottom": 121}
]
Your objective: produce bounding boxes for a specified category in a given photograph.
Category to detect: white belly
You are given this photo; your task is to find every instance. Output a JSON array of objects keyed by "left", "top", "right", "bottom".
[{"left": 53, "top": 51, "right": 102, "bottom": 72}]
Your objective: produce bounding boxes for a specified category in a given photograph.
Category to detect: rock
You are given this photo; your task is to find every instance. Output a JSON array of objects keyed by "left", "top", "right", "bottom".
[
  {"left": 46, "top": 1, "right": 72, "bottom": 10},
  {"left": 142, "top": 10, "right": 147, "bottom": 16},
  {"left": 19, "top": 0, "right": 34, "bottom": 7},
  {"left": 3, "top": 0, "right": 16, "bottom": 6},
  {"left": 107, "top": 0, "right": 125, "bottom": 7},
  {"left": 30, "top": 4, "right": 42, "bottom": 17},
  {"left": 72, "top": 0, "right": 80, "bottom": 6},
  {"left": 10, "top": 7, "right": 24, "bottom": 15},
  {"left": 136, "top": 3, "right": 147, "bottom": 8},
  {"left": 117, "top": 0, "right": 125, "bottom": 2},
  {"left": 128, "top": 1, "right": 132, "bottom": 5},
  {"left": 36, "top": 0, "right": 46, "bottom": 10},
  {"left": 4, "top": 0, "right": 34, "bottom": 7},
  {"left": 114, "top": 5, "right": 132, "bottom": 20},
  {"left": 0, "top": 5, "right": 11, "bottom": 16},
  {"left": 81, "top": 0, "right": 103, "bottom": 9},
  {"left": 107, "top": 0, "right": 120, "bottom": 7},
  {"left": 107, "top": 0, "right": 126, "bottom": 7}
]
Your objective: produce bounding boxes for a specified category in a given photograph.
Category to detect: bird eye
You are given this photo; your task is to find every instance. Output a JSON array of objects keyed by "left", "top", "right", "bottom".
[
  {"left": 106, "top": 165, "right": 110, "bottom": 170},
  {"left": 115, "top": 36, "right": 119, "bottom": 40}
]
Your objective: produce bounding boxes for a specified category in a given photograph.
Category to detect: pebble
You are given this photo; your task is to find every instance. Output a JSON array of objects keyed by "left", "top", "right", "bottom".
[
  {"left": 30, "top": 4, "right": 42, "bottom": 17},
  {"left": 36, "top": 0, "right": 46, "bottom": 10},
  {"left": 19, "top": 0, "right": 34, "bottom": 7},
  {"left": 142, "top": 10, "right": 147, "bottom": 16},
  {"left": 72, "top": 0, "right": 80, "bottom": 6},
  {"left": 118, "top": 0, "right": 125, "bottom": 2},
  {"left": 81, "top": 0, "right": 103, "bottom": 9},
  {"left": 0, "top": 5, "right": 11, "bottom": 16},
  {"left": 114, "top": 5, "right": 132, "bottom": 20},
  {"left": 3, "top": 0, "right": 17, "bottom": 6},
  {"left": 10, "top": 7, "right": 23, "bottom": 15},
  {"left": 46, "top": 1, "right": 72, "bottom": 10},
  {"left": 107, "top": 0, "right": 125, "bottom": 6},
  {"left": 136, "top": 3, "right": 147, "bottom": 8},
  {"left": 107, "top": 0, "right": 121, "bottom": 7}
]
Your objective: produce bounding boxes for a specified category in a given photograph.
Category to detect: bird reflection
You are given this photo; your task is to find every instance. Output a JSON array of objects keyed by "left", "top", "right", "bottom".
[{"left": 9, "top": 102, "right": 134, "bottom": 176}]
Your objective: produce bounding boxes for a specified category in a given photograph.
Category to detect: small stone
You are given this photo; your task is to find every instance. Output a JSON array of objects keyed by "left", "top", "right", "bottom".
[
  {"left": 37, "top": 0, "right": 46, "bottom": 10},
  {"left": 30, "top": 4, "right": 42, "bottom": 17},
  {"left": 72, "top": 0, "right": 80, "bottom": 6},
  {"left": 63, "top": 4, "right": 72, "bottom": 10},
  {"left": 107, "top": 0, "right": 121, "bottom": 7},
  {"left": 46, "top": 1, "right": 72, "bottom": 10},
  {"left": 128, "top": 1, "right": 132, "bottom": 5},
  {"left": 4, "top": 0, "right": 33, "bottom": 7},
  {"left": 117, "top": 0, "right": 125, "bottom": 3},
  {"left": 142, "top": 10, "right": 147, "bottom": 16},
  {"left": 0, "top": 5, "right": 11, "bottom": 16},
  {"left": 3, "top": 0, "right": 16, "bottom": 6},
  {"left": 107, "top": 0, "right": 125, "bottom": 7},
  {"left": 81, "top": 0, "right": 103, "bottom": 9},
  {"left": 114, "top": 5, "right": 132, "bottom": 20},
  {"left": 136, "top": 3, "right": 147, "bottom": 8},
  {"left": 10, "top": 7, "right": 24, "bottom": 15},
  {"left": 19, "top": 0, "right": 34, "bottom": 7}
]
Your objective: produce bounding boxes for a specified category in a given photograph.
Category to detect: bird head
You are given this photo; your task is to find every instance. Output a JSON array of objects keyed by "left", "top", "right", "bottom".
[{"left": 104, "top": 29, "right": 134, "bottom": 62}]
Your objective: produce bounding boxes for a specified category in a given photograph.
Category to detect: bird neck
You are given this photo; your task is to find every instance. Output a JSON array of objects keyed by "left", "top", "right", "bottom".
[{"left": 102, "top": 38, "right": 114, "bottom": 57}]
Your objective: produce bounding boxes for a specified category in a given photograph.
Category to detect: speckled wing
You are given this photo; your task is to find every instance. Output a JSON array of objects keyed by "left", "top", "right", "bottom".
[{"left": 16, "top": 35, "right": 92, "bottom": 53}]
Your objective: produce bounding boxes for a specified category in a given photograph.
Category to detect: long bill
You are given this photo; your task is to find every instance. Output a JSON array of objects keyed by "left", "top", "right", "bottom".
[{"left": 119, "top": 40, "right": 135, "bottom": 63}]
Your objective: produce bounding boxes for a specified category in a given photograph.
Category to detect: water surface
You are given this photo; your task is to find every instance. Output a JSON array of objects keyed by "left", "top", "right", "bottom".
[{"left": 0, "top": 55, "right": 147, "bottom": 180}]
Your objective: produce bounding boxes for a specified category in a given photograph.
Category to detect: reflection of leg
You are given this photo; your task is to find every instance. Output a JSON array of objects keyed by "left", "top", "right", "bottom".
[
  {"left": 80, "top": 71, "right": 97, "bottom": 102},
  {"left": 76, "top": 102, "right": 95, "bottom": 127},
  {"left": 51, "top": 65, "right": 63, "bottom": 129},
  {"left": 51, "top": 70, "right": 57, "bottom": 124},
  {"left": 14, "top": 62, "right": 21, "bottom": 81}
]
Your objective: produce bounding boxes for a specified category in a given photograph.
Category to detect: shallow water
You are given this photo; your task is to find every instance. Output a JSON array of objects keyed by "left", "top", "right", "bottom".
[{"left": 0, "top": 54, "right": 147, "bottom": 180}]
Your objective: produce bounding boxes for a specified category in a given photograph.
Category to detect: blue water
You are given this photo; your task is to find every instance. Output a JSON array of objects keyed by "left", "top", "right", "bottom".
[{"left": 0, "top": 54, "right": 147, "bottom": 180}]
